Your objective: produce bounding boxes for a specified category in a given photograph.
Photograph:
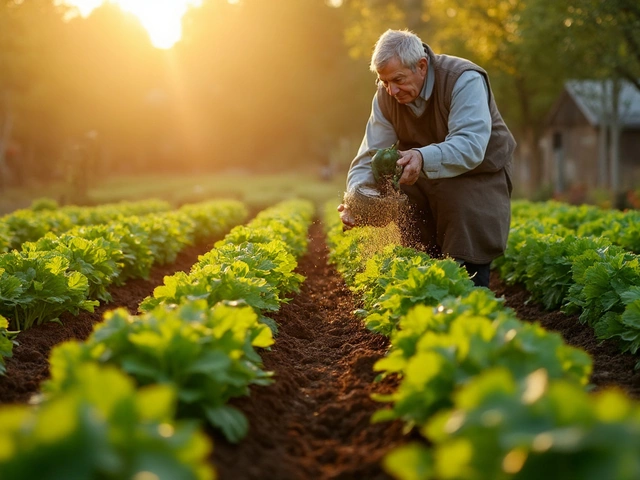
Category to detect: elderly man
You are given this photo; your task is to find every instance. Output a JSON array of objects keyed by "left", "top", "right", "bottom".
[{"left": 338, "top": 29, "right": 515, "bottom": 287}]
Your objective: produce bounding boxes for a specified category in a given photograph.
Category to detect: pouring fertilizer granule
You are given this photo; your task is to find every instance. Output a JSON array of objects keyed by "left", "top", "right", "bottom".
[{"left": 342, "top": 143, "right": 410, "bottom": 228}]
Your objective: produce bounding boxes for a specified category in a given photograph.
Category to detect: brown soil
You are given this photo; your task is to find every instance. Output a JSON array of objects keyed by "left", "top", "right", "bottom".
[{"left": 1, "top": 223, "right": 639, "bottom": 479}]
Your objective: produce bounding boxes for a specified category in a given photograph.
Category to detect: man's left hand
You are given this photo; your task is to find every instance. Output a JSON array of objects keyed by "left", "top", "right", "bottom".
[{"left": 397, "top": 149, "right": 423, "bottom": 185}]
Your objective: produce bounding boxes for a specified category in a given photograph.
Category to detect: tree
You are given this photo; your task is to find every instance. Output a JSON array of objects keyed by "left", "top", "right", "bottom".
[
  {"left": 526, "top": 0, "right": 640, "bottom": 194},
  {"left": 0, "top": 0, "right": 53, "bottom": 187},
  {"left": 563, "top": 0, "right": 640, "bottom": 90},
  {"left": 177, "top": 0, "right": 367, "bottom": 170},
  {"left": 55, "top": 3, "right": 165, "bottom": 175}
]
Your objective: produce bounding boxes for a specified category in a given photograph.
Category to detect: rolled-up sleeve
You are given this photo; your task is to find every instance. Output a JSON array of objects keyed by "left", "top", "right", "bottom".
[{"left": 417, "top": 70, "right": 491, "bottom": 179}]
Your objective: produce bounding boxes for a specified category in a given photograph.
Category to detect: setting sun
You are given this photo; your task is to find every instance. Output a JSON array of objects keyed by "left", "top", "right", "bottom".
[{"left": 60, "top": 0, "right": 204, "bottom": 49}]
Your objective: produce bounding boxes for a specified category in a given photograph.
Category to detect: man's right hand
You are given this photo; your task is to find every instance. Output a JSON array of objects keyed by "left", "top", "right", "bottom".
[{"left": 337, "top": 203, "right": 355, "bottom": 230}]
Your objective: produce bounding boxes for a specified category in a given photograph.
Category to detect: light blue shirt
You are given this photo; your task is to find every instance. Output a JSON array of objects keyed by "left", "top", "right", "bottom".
[{"left": 347, "top": 60, "right": 492, "bottom": 191}]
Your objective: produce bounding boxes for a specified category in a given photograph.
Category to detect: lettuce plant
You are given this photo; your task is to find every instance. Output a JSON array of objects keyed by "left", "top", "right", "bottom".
[
  {"left": 0, "top": 363, "right": 214, "bottom": 480},
  {"left": 362, "top": 259, "right": 475, "bottom": 336},
  {"left": 384, "top": 368, "right": 640, "bottom": 480},
  {"left": 0, "top": 251, "right": 97, "bottom": 330},
  {"left": 372, "top": 302, "right": 592, "bottom": 428},
  {"left": 23, "top": 233, "right": 121, "bottom": 302},
  {"left": 195, "top": 240, "right": 304, "bottom": 301},
  {"left": 44, "top": 301, "right": 274, "bottom": 443}
]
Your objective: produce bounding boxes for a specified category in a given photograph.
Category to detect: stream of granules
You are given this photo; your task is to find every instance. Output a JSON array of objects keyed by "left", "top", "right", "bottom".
[
  {"left": 343, "top": 187, "right": 410, "bottom": 229},
  {"left": 342, "top": 186, "right": 418, "bottom": 262}
]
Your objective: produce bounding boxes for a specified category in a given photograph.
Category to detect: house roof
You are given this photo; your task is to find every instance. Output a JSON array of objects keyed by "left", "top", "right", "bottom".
[{"left": 565, "top": 79, "right": 640, "bottom": 128}]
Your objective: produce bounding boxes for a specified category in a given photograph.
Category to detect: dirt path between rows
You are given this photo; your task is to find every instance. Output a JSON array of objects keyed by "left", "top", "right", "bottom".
[
  {"left": 210, "top": 221, "right": 406, "bottom": 480},
  {"left": 490, "top": 272, "right": 640, "bottom": 398}
]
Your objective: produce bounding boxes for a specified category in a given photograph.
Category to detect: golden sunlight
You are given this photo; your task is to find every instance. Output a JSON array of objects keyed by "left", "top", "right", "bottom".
[{"left": 60, "top": 0, "right": 204, "bottom": 49}]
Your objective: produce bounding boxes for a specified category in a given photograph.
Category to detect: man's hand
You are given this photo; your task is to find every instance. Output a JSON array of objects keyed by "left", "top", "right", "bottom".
[
  {"left": 337, "top": 203, "right": 355, "bottom": 230},
  {"left": 397, "top": 149, "right": 423, "bottom": 185}
]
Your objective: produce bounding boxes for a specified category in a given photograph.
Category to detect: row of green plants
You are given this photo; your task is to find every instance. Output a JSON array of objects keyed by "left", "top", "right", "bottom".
[
  {"left": 0, "top": 199, "right": 248, "bottom": 376},
  {"left": 1, "top": 199, "right": 174, "bottom": 375},
  {"left": 1, "top": 362, "right": 217, "bottom": 480},
  {"left": 0, "top": 199, "right": 248, "bottom": 331},
  {"left": 0, "top": 199, "right": 314, "bottom": 479},
  {"left": 323, "top": 203, "right": 640, "bottom": 480},
  {"left": 496, "top": 200, "right": 640, "bottom": 364},
  {"left": 0, "top": 197, "right": 173, "bottom": 253},
  {"left": 511, "top": 200, "right": 640, "bottom": 254}
]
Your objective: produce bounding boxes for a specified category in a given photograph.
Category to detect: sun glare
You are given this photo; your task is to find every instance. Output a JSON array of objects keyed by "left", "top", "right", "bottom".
[{"left": 60, "top": 0, "right": 204, "bottom": 49}]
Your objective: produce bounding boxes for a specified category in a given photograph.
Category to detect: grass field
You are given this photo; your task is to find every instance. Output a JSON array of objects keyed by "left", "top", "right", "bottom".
[{"left": 0, "top": 171, "right": 347, "bottom": 215}]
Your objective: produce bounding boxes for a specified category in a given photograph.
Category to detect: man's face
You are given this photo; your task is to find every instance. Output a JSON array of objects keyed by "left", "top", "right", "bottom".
[{"left": 376, "top": 56, "right": 427, "bottom": 104}]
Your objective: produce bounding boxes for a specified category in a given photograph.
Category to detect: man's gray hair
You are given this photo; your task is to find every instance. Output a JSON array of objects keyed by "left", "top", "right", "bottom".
[{"left": 370, "top": 29, "right": 426, "bottom": 73}]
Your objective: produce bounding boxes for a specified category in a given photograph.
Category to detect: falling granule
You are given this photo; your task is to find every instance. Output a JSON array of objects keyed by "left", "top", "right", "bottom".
[
  {"left": 343, "top": 185, "right": 409, "bottom": 228},
  {"left": 358, "top": 222, "right": 403, "bottom": 263},
  {"left": 343, "top": 185, "right": 417, "bottom": 260}
]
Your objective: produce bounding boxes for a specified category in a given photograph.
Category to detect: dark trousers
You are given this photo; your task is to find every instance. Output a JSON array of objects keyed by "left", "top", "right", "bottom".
[
  {"left": 398, "top": 181, "right": 441, "bottom": 257},
  {"left": 399, "top": 181, "right": 491, "bottom": 288}
]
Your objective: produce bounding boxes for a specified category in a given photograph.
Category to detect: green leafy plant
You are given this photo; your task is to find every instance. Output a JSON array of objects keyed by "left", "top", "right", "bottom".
[
  {"left": 0, "top": 223, "right": 10, "bottom": 254},
  {"left": 499, "top": 201, "right": 640, "bottom": 360},
  {"left": 195, "top": 240, "right": 304, "bottom": 300},
  {"left": 0, "top": 363, "right": 215, "bottom": 480},
  {"left": 140, "top": 212, "right": 194, "bottom": 265},
  {"left": 384, "top": 368, "right": 640, "bottom": 480},
  {"left": 598, "top": 286, "right": 640, "bottom": 363},
  {"left": 363, "top": 259, "right": 476, "bottom": 335},
  {"left": 372, "top": 302, "right": 592, "bottom": 429},
  {"left": 139, "top": 263, "right": 281, "bottom": 326},
  {"left": 0, "top": 251, "right": 98, "bottom": 330},
  {"left": 565, "top": 246, "right": 640, "bottom": 327},
  {"left": 29, "top": 197, "right": 59, "bottom": 211},
  {"left": 223, "top": 214, "right": 310, "bottom": 258},
  {"left": 2, "top": 209, "right": 73, "bottom": 250},
  {"left": 179, "top": 200, "right": 248, "bottom": 243},
  {"left": 45, "top": 301, "right": 274, "bottom": 443},
  {"left": 141, "top": 199, "right": 313, "bottom": 334},
  {"left": 0, "top": 315, "right": 18, "bottom": 375},
  {"left": 23, "top": 233, "right": 121, "bottom": 302},
  {"left": 353, "top": 245, "right": 433, "bottom": 310}
]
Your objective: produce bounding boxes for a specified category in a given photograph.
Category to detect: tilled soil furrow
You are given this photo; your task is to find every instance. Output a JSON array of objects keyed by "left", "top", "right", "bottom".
[
  {"left": 211, "top": 221, "right": 406, "bottom": 480},
  {"left": 490, "top": 271, "right": 640, "bottom": 398}
]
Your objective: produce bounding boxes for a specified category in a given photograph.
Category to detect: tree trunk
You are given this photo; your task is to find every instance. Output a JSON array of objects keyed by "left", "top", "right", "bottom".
[
  {"left": 513, "top": 75, "right": 542, "bottom": 194},
  {"left": 553, "top": 132, "right": 565, "bottom": 194},
  {"left": 597, "top": 80, "right": 609, "bottom": 188},
  {"left": 609, "top": 77, "right": 621, "bottom": 194},
  {"left": 529, "top": 126, "right": 544, "bottom": 195}
]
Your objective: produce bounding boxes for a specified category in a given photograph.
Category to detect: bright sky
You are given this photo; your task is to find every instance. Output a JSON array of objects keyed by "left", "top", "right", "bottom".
[{"left": 59, "top": 0, "right": 206, "bottom": 49}]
